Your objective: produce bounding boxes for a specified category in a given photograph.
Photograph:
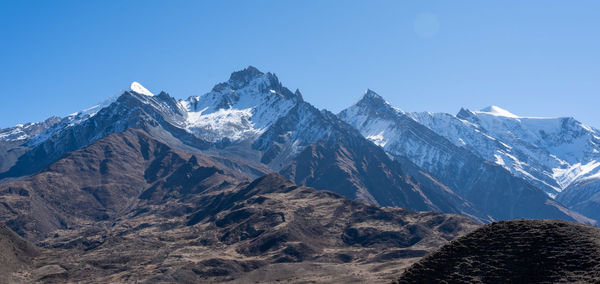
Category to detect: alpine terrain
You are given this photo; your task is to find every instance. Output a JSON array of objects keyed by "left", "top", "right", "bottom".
[
  {"left": 0, "top": 66, "right": 599, "bottom": 282},
  {"left": 339, "top": 90, "right": 594, "bottom": 224}
]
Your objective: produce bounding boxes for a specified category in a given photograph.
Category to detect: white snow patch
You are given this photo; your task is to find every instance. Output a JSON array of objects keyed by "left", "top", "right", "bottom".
[
  {"left": 553, "top": 161, "right": 600, "bottom": 188},
  {"left": 476, "top": 106, "right": 519, "bottom": 118},
  {"left": 494, "top": 154, "right": 506, "bottom": 167},
  {"left": 367, "top": 131, "right": 387, "bottom": 147},
  {"left": 186, "top": 108, "right": 261, "bottom": 142},
  {"left": 130, "top": 81, "right": 154, "bottom": 96}
]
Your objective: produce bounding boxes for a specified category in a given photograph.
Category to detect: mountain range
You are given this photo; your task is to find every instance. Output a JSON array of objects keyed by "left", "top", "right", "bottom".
[
  {"left": 1, "top": 66, "right": 599, "bottom": 225},
  {"left": 1, "top": 66, "right": 600, "bottom": 281}
]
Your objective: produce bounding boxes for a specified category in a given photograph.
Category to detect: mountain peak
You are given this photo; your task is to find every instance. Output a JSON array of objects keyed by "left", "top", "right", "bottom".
[
  {"left": 228, "top": 66, "right": 265, "bottom": 88},
  {"left": 294, "top": 89, "right": 304, "bottom": 102},
  {"left": 456, "top": 107, "right": 477, "bottom": 119},
  {"left": 363, "top": 89, "right": 383, "bottom": 100},
  {"left": 340, "top": 89, "right": 406, "bottom": 117},
  {"left": 130, "top": 82, "right": 154, "bottom": 96},
  {"left": 356, "top": 89, "right": 391, "bottom": 109},
  {"left": 477, "top": 105, "right": 519, "bottom": 118}
]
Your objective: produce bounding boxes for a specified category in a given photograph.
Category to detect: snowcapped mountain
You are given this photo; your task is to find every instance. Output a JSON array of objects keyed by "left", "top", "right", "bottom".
[
  {"left": 456, "top": 106, "right": 600, "bottom": 191},
  {"left": 403, "top": 103, "right": 600, "bottom": 221},
  {"left": 409, "top": 108, "right": 564, "bottom": 197},
  {"left": 2, "top": 66, "right": 598, "bottom": 224},
  {"left": 0, "top": 67, "right": 491, "bottom": 222},
  {"left": 0, "top": 116, "right": 62, "bottom": 173},
  {"left": 448, "top": 106, "right": 600, "bottom": 220},
  {"left": 407, "top": 105, "right": 600, "bottom": 217},
  {"left": 179, "top": 67, "right": 303, "bottom": 143},
  {"left": 0, "top": 117, "right": 61, "bottom": 142},
  {"left": 0, "top": 82, "right": 199, "bottom": 178},
  {"left": 339, "top": 91, "right": 593, "bottom": 224},
  {"left": 1, "top": 68, "right": 307, "bottom": 178}
]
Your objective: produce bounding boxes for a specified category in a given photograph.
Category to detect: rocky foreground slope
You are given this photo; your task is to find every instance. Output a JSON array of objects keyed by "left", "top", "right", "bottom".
[{"left": 395, "top": 219, "right": 600, "bottom": 283}]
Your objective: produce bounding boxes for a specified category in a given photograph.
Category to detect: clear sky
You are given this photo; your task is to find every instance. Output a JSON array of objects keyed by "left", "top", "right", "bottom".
[{"left": 1, "top": 1, "right": 599, "bottom": 128}]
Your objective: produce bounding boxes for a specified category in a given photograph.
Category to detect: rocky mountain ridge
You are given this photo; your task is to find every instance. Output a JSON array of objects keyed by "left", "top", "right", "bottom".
[
  {"left": 1, "top": 66, "right": 598, "bottom": 224},
  {"left": 339, "top": 90, "right": 593, "bottom": 224},
  {"left": 0, "top": 67, "right": 492, "bottom": 223}
]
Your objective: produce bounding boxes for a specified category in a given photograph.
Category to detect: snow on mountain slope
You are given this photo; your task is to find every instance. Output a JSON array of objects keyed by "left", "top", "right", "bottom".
[
  {"left": 475, "top": 105, "right": 519, "bottom": 118},
  {"left": 455, "top": 107, "right": 600, "bottom": 192},
  {"left": 2, "top": 67, "right": 329, "bottom": 180},
  {"left": 0, "top": 117, "right": 63, "bottom": 172},
  {"left": 405, "top": 104, "right": 600, "bottom": 221},
  {"left": 3, "top": 66, "right": 597, "bottom": 224},
  {"left": 25, "top": 82, "right": 167, "bottom": 147},
  {"left": 339, "top": 90, "right": 462, "bottom": 170},
  {"left": 180, "top": 66, "right": 302, "bottom": 143},
  {"left": 130, "top": 81, "right": 154, "bottom": 96},
  {"left": 409, "top": 110, "right": 564, "bottom": 196},
  {"left": 339, "top": 91, "right": 594, "bottom": 224},
  {"left": 0, "top": 117, "right": 61, "bottom": 142},
  {"left": 463, "top": 107, "right": 600, "bottom": 164},
  {"left": 12, "top": 69, "right": 293, "bottom": 150},
  {"left": 0, "top": 67, "right": 490, "bottom": 223},
  {"left": 0, "top": 84, "right": 200, "bottom": 178}
]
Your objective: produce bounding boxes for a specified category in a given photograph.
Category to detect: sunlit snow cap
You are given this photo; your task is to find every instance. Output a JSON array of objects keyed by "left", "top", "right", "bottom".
[{"left": 130, "top": 81, "right": 154, "bottom": 96}]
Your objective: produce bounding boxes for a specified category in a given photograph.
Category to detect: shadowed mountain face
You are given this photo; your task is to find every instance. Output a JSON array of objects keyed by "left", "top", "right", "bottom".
[
  {"left": 395, "top": 219, "right": 600, "bottom": 283},
  {"left": 0, "top": 90, "right": 210, "bottom": 179},
  {"left": 264, "top": 103, "right": 490, "bottom": 222},
  {"left": 0, "top": 129, "right": 260, "bottom": 241},
  {"left": 281, "top": 137, "right": 488, "bottom": 222},
  {"left": 0, "top": 129, "right": 479, "bottom": 283}
]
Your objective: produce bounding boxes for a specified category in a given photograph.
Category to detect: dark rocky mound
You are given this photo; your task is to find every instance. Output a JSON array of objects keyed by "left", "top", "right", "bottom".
[{"left": 395, "top": 219, "right": 600, "bottom": 283}]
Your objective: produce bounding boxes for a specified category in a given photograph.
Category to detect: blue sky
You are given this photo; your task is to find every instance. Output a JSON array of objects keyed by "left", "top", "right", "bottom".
[{"left": 1, "top": 1, "right": 599, "bottom": 128}]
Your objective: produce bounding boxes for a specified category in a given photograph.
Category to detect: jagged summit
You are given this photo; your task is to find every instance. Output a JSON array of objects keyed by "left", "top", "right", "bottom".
[
  {"left": 351, "top": 89, "right": 405, "bottom": 115},
  {"left": 476, "top": 105, "right": 519, "bottom": 118},
  {"left": 174, "top": 66, "right": 306, "bottom": 143},
  {"left": 229, "top": 65, "right": 263, "bottom": 83},
  {"left": 206, "top": 66, "right": 299, "bottom": 102},
  {"left": 361, "top": 88, "right": 385, "bottom": 101},
  {"left": 294, "top": 88, "right": 304, "bottom": 102},
  {"left": 456, "top": 107, "right": 478, "bottom": 120},
  {"left": 355, "top": 89, "right": 386, "bottom": 106},
  {"left": 227, "top": 65, "right": 272, "bottom": 90},
  {"left": 130, "top": 81, "right": 154, "bottom": 96}
]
